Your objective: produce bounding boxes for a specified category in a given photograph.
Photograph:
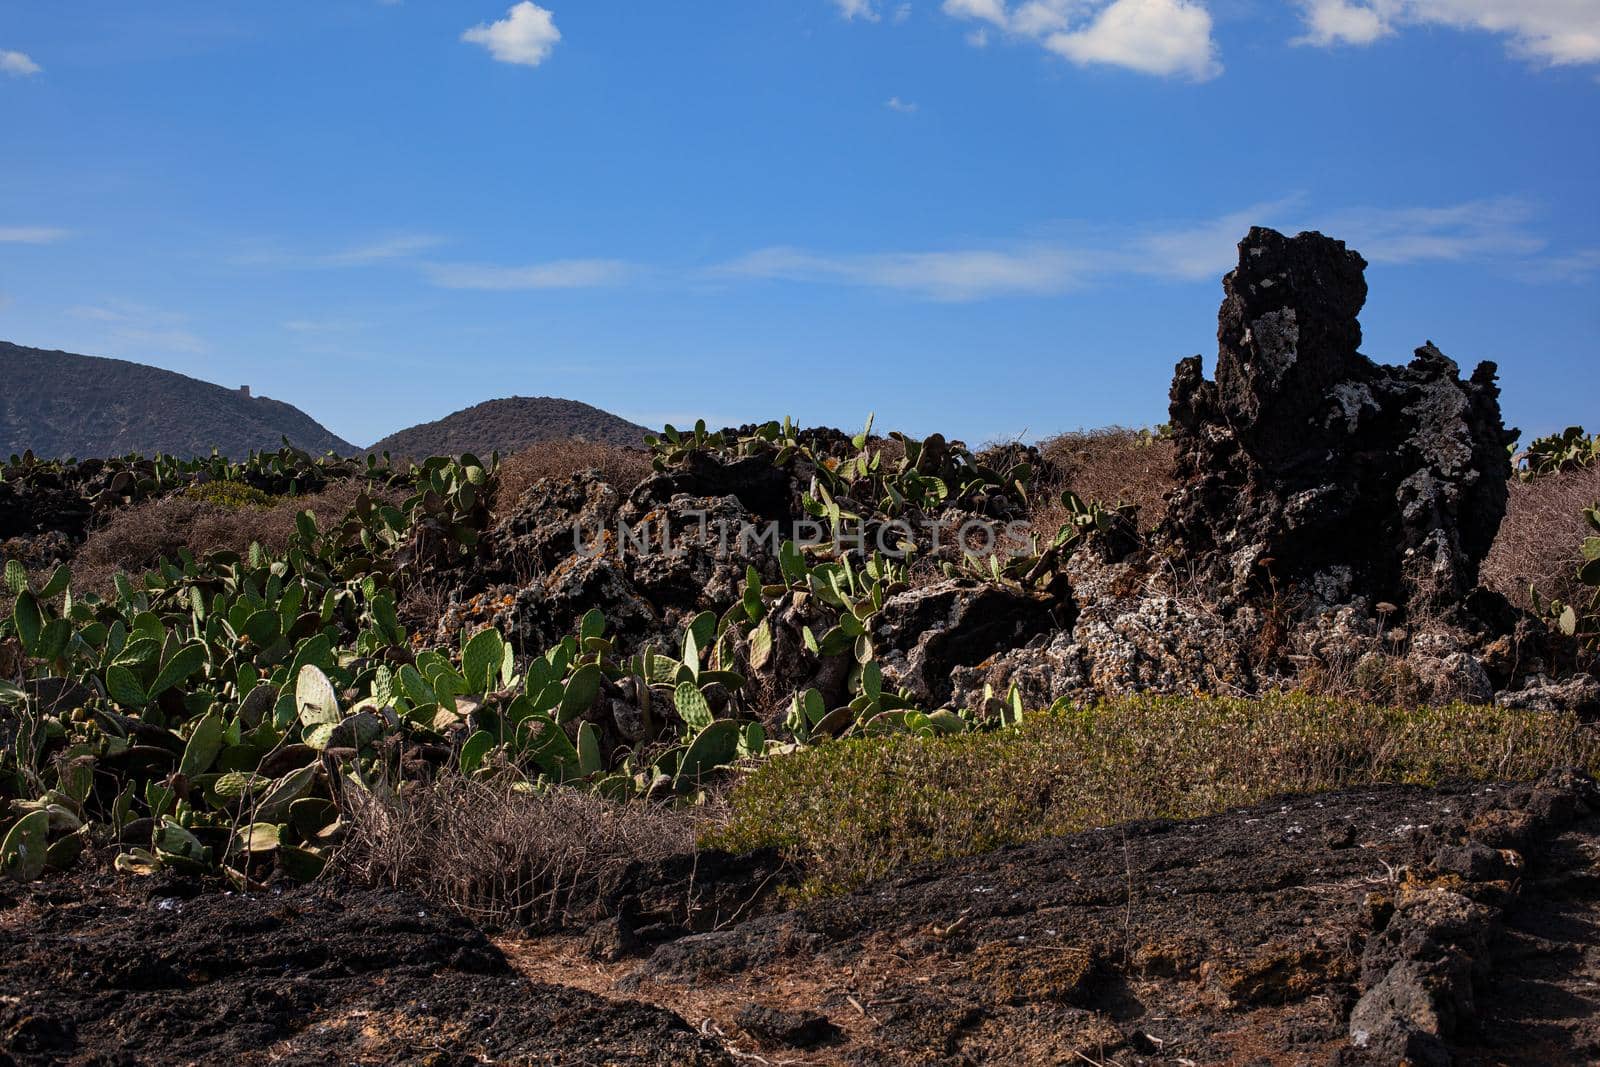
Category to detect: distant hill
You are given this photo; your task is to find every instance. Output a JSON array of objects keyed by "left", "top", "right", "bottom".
[
  {"left": 369, "top": 397, "right": 651, "bottom": 459},
  {"left": 0, "top": 342, "right": 356, "bottom": 459}
]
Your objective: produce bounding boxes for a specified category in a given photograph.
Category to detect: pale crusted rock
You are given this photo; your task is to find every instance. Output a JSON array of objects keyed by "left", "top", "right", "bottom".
[
  {"left": 1407, "top": 630, "right": 1495, "bottom": 705},
  {"left": 874, "top": 579, "right": 1060, "bottom": 706},
  {"left": 1495, "top": 674, "right": 1600, "bottom": 717}
]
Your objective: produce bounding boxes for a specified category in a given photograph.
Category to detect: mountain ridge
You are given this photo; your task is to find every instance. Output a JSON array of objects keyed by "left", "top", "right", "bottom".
[
  {"left": 1, "top": 341, "right": 356, "bottom": 459},
  {"left": 3, "top": 343, "right": 654, "bottom": 462},
  {"left": 367, "top": 396, "right": 651, "bottom": 459}
]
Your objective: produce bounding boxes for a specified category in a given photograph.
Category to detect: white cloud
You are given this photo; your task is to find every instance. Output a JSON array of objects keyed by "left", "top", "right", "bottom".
[
  {"left": 423, "top": 259, "right": 631, "bottom": 290},
  {"left": 0, "top": 226, "right": 69, "bottom": 244},
  {"left": 1293, "top": 1, "right": 1600, "bottom": 67},
  {"left": 1293, "top": 0, "right": 1394, "bottom": 46},
  {"left": 940, "top": 0, "right": 1222, "bottom": 80},
  {"left": 834, "top": 0, "right": 882, "bottom": 20},
  {"left": 966, "top": 28, "right": 992, "bottom": 46},
  {"left": 942, "top": 0, "right": 1009, "bottom": 26},
  {"left": 886, "top": 95, "right": 919, "bottom": 111},
  {"left": 894, "top": 3, "right": 914, "bottom": 23},
  {"left": 1417, "top": 0, "right": 1600, "bottom": 66},
  {"left": 1044, "top": 0, "right": 1221, "bottom": 80},
  {"left": 1010, "top": 0, "right": 1077, "bottom": 36},
  {"left": 1, "top": 50, "right": 41, "bottom": 77},
  {"left": 462, "top": 3, "right": 562, "bottom": 67}
]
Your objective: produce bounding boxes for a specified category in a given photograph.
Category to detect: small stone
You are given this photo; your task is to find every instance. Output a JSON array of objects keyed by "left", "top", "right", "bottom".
[
  {"left": 583, "top": 913, "right": 640, "bottom": 963},
  {"left": 733, "top": 1004, "right": 840, "bottom": 1049},
  {"left": 1433, "top": 842, "right": 1517, "bottom": 883}
]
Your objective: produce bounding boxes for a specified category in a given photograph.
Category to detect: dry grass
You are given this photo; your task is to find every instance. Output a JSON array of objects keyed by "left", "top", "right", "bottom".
[
  {"left": 71, "top": 481, "right": 401, "bottom": 597},
  {"left": 338, "top": 774, "right": 698, "bottom": 929},
  {"left": 706, "top": 693, "right": 1599, "bottom": 898},
  {"left": 1484, "top": 464, "right": 1600, "bottom": 615},
  {"left": 494, "top": 440, "right": 654, "bottom": 514},
  {"left": 1035, "top": 428, "right": 1176, "bottom": 535}
]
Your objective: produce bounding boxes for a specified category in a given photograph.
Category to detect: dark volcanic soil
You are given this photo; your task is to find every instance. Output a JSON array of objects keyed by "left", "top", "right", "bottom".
[
  {"left": 0, "top": 874, "right": 729, "bottom": 1066},
  {"left": 5, "top": 773, "right": 1600, "bottom": 1065}
]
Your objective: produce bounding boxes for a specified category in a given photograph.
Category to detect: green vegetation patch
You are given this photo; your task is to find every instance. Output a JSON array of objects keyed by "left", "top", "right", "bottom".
[
  {"left": 183, "top": 481, "right": 280, "bottom": 509},
  {"left": 705, "top": 694, "right": 1600, "bottom": 899}
]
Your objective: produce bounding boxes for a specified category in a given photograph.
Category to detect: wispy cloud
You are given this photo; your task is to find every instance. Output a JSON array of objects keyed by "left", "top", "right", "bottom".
[
  {"left": 1103, "top": 196, "right": 1555, "bottom": 280},
  {"left": 0, "top": 226, "right": 69, "bottom": 244},
  {"left": 1517, "top": 248, "right": 1600, "bottom": 284},
  {"left": 462, "top": 2, "right": 562, "bottom": 67},
  {"left": 885, "top": 95, "right": 919, "bottom": 112},
  {"left": 1118, "top": 200, "right": 1303, "bottom": 280},
  {"left": 710, "top": 197, "right": 1586, "bottom": 300},
  {"left": 1293, "top": 1, "right": 1600, "bottom": 68},
  {"left": 68, "top": 300, "right": 209, "bottom": 355},
  {"left": 422, "top": 258, "right": 632, "bottom": 290},
  {"left": 1323, "top": 198, "right": 1546, "bottom": 265},
  {"left": 320, "top": 235, "right": 444, "bottom": 266},
  {"left": 233, "top": 234, "right": 444, "bottom": 270},
  {"left": 938, "top": 0, "right": 1222, "bottom": 81},
  {"left": 241, "top": 201, "right": 1588, "bottom": 305},
  {"left": 282, "top": 318, "right": 367, "bottom": 334},
  {"left": 713, "top": 245, "right": 1089, "bottom": 300},
  {"left": 0, "top": 50, "right": 41, "bottom": 77}
]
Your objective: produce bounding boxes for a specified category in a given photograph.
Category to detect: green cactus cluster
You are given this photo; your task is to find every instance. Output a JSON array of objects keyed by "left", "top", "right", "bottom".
[
  {"left": 647, "top": 415, "right": 1035, "bottom": 527},
  {"left": 2, "top": 442, "right": 413, "bottom": 517},
  {"left": 644, "top": 421, "right": 728, "bottom": 470},
  {"left": 399, "top": 454, "right": 498, "bottom": 566},
  {"left": 2, "top": 425, "right": 1065, "bottom": 890},
  {"left": 1529, "top": 505, "right": 1600, "bottom": 649},
  {"left": 1517, "top": 426, "right": 1600, "bottom": 481},
  {"left": 1561, "top": 505, "right": 1600, "bottom": 645}
]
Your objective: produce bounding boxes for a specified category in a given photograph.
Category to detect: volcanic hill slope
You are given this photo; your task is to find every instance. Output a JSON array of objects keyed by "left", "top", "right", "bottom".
[
  {"left": 0, "top": 342, "right": 355, "bottom": 459},
  {"left": 368, "top": 397, "right": 651, "bottom": 459}
]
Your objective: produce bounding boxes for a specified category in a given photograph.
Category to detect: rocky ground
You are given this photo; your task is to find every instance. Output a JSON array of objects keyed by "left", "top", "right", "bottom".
[{"left": 5, "top": 770, "right": 1599, "bottom": 1065}]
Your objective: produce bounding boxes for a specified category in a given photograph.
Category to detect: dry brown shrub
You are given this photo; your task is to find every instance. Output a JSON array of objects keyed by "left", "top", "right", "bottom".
[
  {"left": 1033, "top": 428, "right": 1177, "bottom": 536},
  {"left": 494, "top": 440, "right": 653, "bottom": 513},
  {"left": 338, "top": 774, "right": 697, "bottom": 928},
  {"left": 1483, "top": 465, "right": 1600, "bottom": 615},
  {"left": 72, "top": 480, "right": 402, "bottom": 596}
]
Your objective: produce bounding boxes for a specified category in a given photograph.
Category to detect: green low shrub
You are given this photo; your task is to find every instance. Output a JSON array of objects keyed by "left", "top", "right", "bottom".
[
  {"left": 705, "top": 694, "right": 1600, "bottom": 899},
  {"left": 183, "top": 481, "right": 279, "bottom": 509}
]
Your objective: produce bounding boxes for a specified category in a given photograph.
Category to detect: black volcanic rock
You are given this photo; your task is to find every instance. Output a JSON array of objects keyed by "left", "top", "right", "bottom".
[
  {"left": 369, "top": 396, "right": 650, "bottom": 459},
  {"left": 1, "top": 341, "right": 355, "bottom": 458},
  {"left": 1160, "top": 227, "right": 1516, "bottom": 617}
]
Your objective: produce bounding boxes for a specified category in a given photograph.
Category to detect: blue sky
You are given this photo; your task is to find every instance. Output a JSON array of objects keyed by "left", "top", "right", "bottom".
[{"left": 2, "top": 1, "right": 1596, "bottom": 449}]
